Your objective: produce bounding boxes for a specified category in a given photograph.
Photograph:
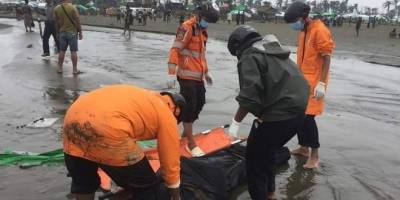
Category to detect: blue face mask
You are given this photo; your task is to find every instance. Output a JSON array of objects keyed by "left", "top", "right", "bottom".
[
  {"left": 290, "top": 21, "right": 304, "bottom": 31},
  {"left": 199, "top": 19, "right": 208, "bottom": 29}
]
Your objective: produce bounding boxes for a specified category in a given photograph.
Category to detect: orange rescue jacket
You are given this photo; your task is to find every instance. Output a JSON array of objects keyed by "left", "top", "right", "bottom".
[
  {"left": 168, "top": 15, "right": 208, "bottom": 81},
  {"left": 297, "top": 19, "right": 335, "bottom": 115},
  {"left": 63, "top": 85, "right": 181, "bottom": 187}
]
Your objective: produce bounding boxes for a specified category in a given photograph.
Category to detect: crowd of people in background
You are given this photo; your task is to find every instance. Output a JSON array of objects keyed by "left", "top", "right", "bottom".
[
  {"left": 21, "top": 0, "right": 33, "bottom": 32},
  {"left": 235, "top": 10, "right": 246, "bottom": 25},
  {"left": 16, "top": 0, "right": 83, "bottom": 74},
  {"left": 3, "top": 0, "right": 398, "bottom": 72}
]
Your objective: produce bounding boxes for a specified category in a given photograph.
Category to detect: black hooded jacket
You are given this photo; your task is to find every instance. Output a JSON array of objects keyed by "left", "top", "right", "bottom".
[{"left": 235, "top": 40, "right": 309, "bottom": 121}]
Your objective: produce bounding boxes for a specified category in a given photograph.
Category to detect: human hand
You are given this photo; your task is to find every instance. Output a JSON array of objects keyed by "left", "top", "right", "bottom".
[
  {"left": 167, "top": 187, "right": 180, "bottom": 200},
  {"left": 205, "top": 73, "right": 213, "bottom": 86},
  {"left": 228, "top": 118, "right": 240, "bottom": 138},
  {"left": 313, "top": 81, "right": 326, "bottom": 100},
  {"left": 166, "top": 75, "right": 177, "bottom": 89},
  {"left": 78, "top": 32, "right": 83, "bottom": 40}
]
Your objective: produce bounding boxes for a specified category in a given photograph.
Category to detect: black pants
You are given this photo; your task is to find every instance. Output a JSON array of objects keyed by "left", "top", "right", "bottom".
[
  {"left": 64, "top": 153, "right": 160, "bottom": 199},
  {"left": 42, "top": 21, "right": 59, "bottom": 54},
  {"left": 297, "top": 115, "right": 320, "bottom": 149},
  {"left": 246, "top": 115, "right": 304, "bottom": 200},
  {"left": 178, "top": 77, "right": 205, "bottom": 123}
]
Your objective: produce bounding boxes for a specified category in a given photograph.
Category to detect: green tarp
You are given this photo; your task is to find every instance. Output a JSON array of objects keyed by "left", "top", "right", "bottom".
[
  {"left": 0, "top": 149, "right": 64, "bottom": 167},
  {"left": 0, "top": 140, "right": 157, "bottom": 168}
]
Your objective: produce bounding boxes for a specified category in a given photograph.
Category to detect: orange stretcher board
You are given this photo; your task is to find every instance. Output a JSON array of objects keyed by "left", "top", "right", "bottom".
[{"left": 98, "top": 125, "right": 244, "bottom": 191}]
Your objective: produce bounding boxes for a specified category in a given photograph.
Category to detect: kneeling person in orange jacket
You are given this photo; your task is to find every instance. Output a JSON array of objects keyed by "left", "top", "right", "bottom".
[
  {"left": 167, "top": 2, "right": 219, "bottom": 157},
  {"left": 63, "top": 84, "right": 185, "bottom": 200}
]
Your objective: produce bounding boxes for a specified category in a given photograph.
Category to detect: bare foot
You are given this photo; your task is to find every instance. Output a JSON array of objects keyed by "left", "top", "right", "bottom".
[
  {"left": 73, "top": 70, "right": 82, "bottom": 75},
  {"left": 303, "top": 156, "right": 319, "bottom": 169},
  {"left": 290, "top": 146, "right": 309, "bottom": 157}
]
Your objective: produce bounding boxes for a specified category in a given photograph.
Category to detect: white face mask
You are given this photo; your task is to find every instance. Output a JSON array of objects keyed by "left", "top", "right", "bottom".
[
  {"left": 290, "top": 20, "right": 305, "bottom": 31},
  {"left": 199, "top": 19, "right": 209, "bottom": 29}
]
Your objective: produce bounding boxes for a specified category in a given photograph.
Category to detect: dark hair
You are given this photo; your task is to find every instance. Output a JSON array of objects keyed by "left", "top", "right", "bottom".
[
  {"left": 227, "top": 25, "right": 262, "bottom": 56},
  {"left": 284, "top": 1, "right": 310, "bottom": 23}
]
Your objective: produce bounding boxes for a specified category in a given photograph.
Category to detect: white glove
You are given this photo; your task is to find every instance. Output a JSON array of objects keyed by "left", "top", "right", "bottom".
[
  {"left": 205, "top": 73, "right": 213, "bottom": 86},
  {"left": 166, "top": 75, "right": 177, "bottom": 89},
  {"left": 228, "top": 118, "right": 240, "bottom": 138},
  {"left": 314, "top": 81, "right": 326, "bottom": 100}
]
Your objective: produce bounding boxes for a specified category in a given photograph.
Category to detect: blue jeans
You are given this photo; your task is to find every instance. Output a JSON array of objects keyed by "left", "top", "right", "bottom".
[{"left": 59, "top": 32, "right": 78, "bottom": 52}]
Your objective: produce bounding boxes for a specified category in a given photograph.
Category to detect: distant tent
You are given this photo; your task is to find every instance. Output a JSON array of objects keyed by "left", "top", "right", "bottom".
[
  {"left": 185, "top": 3, "right": 195, "bottom": 11},
  {"left": 231, "top": 4, "right": 246, "bottom": 12},
  {"left": 230, "top": 4, "right": 248, "bottom": 15},
  {"left": 230, "top": 10, "right": 252, "bottom": 18},
  {"left": 309, "top": 11, "right": 336, "bottom": 19},
  {"left": 322, "top": 12, "right": 336, "bottom": 17},
  {"left": 308, "top": 12, "right": 319, "bottom": 18},
  {"left": 342, "top": 9, "right": 360, "bottom": 19},
  {"left": 75, "top": 4, "right": 88, "bottom": 12},
  {"left": 87, "top": 6, "right": 97, "bottom": 12}
]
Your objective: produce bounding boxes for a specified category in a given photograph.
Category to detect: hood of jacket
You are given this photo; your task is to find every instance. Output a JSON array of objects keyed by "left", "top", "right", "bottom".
[{"left": 256, "top": 42, "right": 290, "bottom": 58}]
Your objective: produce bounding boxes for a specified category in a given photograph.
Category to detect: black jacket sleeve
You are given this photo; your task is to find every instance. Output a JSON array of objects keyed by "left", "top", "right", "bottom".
[{"left": 236, "top": 54, "right": 265, "bottom": 117}]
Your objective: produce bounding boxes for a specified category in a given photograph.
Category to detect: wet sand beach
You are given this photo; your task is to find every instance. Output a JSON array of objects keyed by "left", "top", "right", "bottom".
[
  {"left": 0, "top": 17, "right": 399, "bottom": 199},
  {"left": 2, "top": 12, "right": 400, "bottom": 59},
  {"left": 77, "top": 15, "right": 400, "bottom": 63}
]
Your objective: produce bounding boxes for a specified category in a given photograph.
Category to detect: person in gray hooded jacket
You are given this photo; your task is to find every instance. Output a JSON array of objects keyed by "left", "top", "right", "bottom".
[{"left": 227, "top": 25, "right": 309, "bottom": 200}]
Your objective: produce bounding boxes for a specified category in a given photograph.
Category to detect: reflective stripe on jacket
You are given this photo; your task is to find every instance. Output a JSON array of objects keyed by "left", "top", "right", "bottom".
[
  {"left": 297, "top": 19, "right": 335, "bottom": 115},
  {"left": 63, "top": 85, "right": 180, "bottom": 187},
  {"left": 168, "top": 16, "right": 208, "bottom": 81}
]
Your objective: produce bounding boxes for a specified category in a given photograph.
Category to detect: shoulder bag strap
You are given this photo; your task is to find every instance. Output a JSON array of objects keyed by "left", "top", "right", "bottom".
[{"left": 61, "top": 4, "right": 79, "bottom": 32}]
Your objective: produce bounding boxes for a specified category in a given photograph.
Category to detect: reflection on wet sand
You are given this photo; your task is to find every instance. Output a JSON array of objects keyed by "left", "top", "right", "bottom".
[{"left": 284, "top": 157, "right": 317, "bottom": 199}]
